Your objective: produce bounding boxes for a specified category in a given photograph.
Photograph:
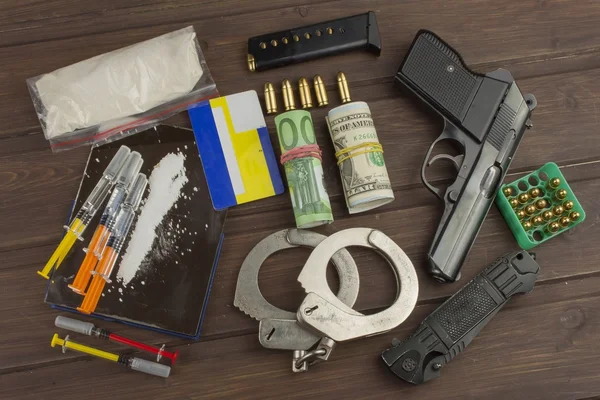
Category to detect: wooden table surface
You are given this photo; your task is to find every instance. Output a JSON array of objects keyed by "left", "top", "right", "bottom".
[{"left": 2, "top": 1, "right": 600, "bottom": 399}]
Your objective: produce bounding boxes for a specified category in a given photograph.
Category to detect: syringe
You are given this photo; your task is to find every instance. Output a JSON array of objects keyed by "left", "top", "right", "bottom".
[
  {"left": 38, "top": 146, "right": 131, "bottom": 279},
  {"left": 50, "top": 334, "right": 170, "bottom": 378},
  {"left": 69, "top": 151, "right": 143, "bottom": 294},
  {"left": 78, "top": 173, "right": 148, "bottom": 314}
]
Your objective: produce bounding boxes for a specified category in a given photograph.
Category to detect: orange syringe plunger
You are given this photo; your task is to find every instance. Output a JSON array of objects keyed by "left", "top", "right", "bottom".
[
  {"left": 69, "top": 224, "right": 108, "bottom": 294},
  {"left": 69, "top": 152, "right": 143, "bottom": 295},
  {"left": 78, "top": 173, "right": 148, "bottom": 315}
]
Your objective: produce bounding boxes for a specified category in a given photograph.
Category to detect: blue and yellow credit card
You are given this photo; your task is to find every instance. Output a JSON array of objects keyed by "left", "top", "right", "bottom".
[{"left": 189, "top": 90, "right": 284, "bottom": 210}]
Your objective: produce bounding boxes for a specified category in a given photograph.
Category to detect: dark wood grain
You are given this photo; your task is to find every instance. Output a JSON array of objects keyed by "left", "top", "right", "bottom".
[
  {"left": 4, "top": 67, "right": 600, "bottom": 250},
  {"left": 2, "top": 276, "right": 599, "bottom": 399},
  {"left": 2, "top": 0, "right": 600, "bottom": 398},
  {"left": 2, "top": 162, "right": 600, "bottom": 371},
  {"left": 4, "top": 0, "right": 600, "bottom": 138}
]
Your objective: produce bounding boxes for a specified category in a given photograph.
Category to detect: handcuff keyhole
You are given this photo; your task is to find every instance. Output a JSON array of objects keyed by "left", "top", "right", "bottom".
[
  {"left": 266, "top": 327, "right": 275, "bottom": 341},
  {"left": 304, "top": 305, "right": 319, "bottom": 315}
]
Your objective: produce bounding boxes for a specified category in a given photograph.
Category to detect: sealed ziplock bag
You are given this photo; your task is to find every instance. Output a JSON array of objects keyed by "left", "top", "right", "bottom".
[{"left": 27, "top": 26, "right": 217, "bottom": 152}]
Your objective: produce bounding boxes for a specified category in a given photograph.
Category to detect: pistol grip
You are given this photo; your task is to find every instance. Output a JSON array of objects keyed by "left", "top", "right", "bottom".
[
  {"left": 398, "top": 30, "right": 482, "bottom": 122},
  {"left": 382, "top": 251, "right": 539, "bottom": 385}
]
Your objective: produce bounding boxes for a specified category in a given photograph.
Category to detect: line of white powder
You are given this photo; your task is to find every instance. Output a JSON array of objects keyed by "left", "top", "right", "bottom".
[{"left": 117, "top": 152, "right": 188, "bottom": 285}]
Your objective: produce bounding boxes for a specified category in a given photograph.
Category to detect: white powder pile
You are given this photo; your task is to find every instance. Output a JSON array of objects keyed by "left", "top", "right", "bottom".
[
  {"left": 33, "top": 27, "right": 203, "bottom": 139},
  {"left": 117, "top": 152, "right": 188, "bottom": 285}
]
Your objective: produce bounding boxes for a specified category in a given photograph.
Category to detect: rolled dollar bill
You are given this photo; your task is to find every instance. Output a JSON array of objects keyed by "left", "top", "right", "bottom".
[
  {"left": 326, "top": 101, "right": 394, "bottom": 213},
  {"left": 275, "top": 110, "right": 333, "bottom": 228}
]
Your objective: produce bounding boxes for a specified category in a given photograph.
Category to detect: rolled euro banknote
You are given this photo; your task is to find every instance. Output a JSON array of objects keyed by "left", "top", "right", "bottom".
[
  {"left": 326, "top": 101, "right": 394, "bottom": 214},
  {"left": 275, "top": 110, "right": 333, "bottom": 228}
]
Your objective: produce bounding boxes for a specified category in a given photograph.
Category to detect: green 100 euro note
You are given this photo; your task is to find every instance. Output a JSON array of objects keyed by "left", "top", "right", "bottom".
[{"left": 275, "top": 110, "right": 333, "bottom": 228}]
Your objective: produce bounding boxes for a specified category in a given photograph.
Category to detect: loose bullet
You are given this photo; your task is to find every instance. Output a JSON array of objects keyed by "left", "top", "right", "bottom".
[
  {"left": 547, "top": 221, "right": 560, "bottom": 233},
  {"left": 548, "top": 177, "right": 560, "bottom": 189},
  {"left": 531, "top": 215, "right": 544, "bottom": 226},
  {"left": 518, "top": 193, "right": 529, "bottom": 204},
  {"left": 563, "top": 200, "right": 574, "bottom": 210},
  {"left": 529, "top": 187, "right": 541, "bottom": 198},
  {"left": 298, "top": 77, "right": 314, "bottom": 109},
  {"left": 525, "top": 204, "right": 537, "bottom": 215},
  {"left": 264, "top": 82, "right": 278, "bottom": 114},
  {"left": 559, "top": 216, "right": 571, "bottom": 227},
  {"left": 337, "top": 72, "right": 351, "bottom": 103},
  {"left": 555, "top": 189, "right": 567, "bottom": 201},
  {"left": 553, "top": 205, "right": 564, "bottom": 216},
  {"left": 535, "top": 199, "right": 548, "bottom": 210},
  {"left": 282, "top": 79, "right": 296, "bottom": 111},
  {"left": 313, "top": 75, "right": 329, "bottom": 107},
  {"left": 542, "top": 210, "right": 554, "bottom": 221}
]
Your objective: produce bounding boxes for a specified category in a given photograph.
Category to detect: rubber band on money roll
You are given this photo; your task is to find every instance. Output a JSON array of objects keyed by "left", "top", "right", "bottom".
[
  {"left": 280, "top": 144, "right": 323, "bottom": 164},
  {"left": 335, "top": 142, "right": 383, "bottom": 165}
]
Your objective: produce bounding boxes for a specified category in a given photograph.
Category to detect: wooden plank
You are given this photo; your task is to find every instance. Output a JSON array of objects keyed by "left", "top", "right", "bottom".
[
  {"left": 2, "top": 162, "right": 598, "bottom": 370},
  {"left": 1, "top": 275, "right": 599, "bottom": 399},
  {"left": 0, "top": 0, "right": 325, "bottom": 47},
  {"left": 3, "top": 66, "right": 600, "bottom": 250},
  {"left": 4, "top": 0, "right": 600, "bottom": 138},
  {"left": 2, "top": 1, "right": 600, "bottom": 397}
]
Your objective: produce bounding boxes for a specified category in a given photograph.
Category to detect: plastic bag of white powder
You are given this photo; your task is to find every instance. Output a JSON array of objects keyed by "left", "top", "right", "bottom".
[{"left": 27, "top": 26, "right": 217, "bottom": 152}]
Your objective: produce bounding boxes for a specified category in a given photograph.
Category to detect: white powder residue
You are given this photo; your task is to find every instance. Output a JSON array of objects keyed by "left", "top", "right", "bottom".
[
  {"left": 193, "top": 187, "right": 198, "bottom": 192},
  {"left": 141, "top": 281, "right": 145, "bottom": 285},
  {"left": 35, "top": 27, "right": 203, "bottom": 139},
  {"left": 95, "top": 158, "right": 100, "bottom": 162},
  {"left": 117, "top": 152, "right": 188, "bottom": 285}
]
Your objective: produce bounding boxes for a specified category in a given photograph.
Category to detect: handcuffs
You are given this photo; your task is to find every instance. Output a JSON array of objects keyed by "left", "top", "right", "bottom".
[{"left": 234, "top": 228, "right": 419, "bottom": 372}]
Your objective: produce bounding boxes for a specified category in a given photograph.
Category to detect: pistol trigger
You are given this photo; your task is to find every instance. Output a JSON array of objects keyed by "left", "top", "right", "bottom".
[{"left": 428, "top": 154, "right": 465, "bottom": 172}]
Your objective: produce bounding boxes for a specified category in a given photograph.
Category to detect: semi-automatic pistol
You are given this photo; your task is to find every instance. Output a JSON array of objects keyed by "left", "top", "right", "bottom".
[{"left": 396, "top": 30, "right": 537, "bottom": 283}]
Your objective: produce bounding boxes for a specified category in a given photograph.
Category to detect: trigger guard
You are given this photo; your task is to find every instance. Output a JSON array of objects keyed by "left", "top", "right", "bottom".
[{"left": 427, "top": 153, "right": 464, "bottom": 172}]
